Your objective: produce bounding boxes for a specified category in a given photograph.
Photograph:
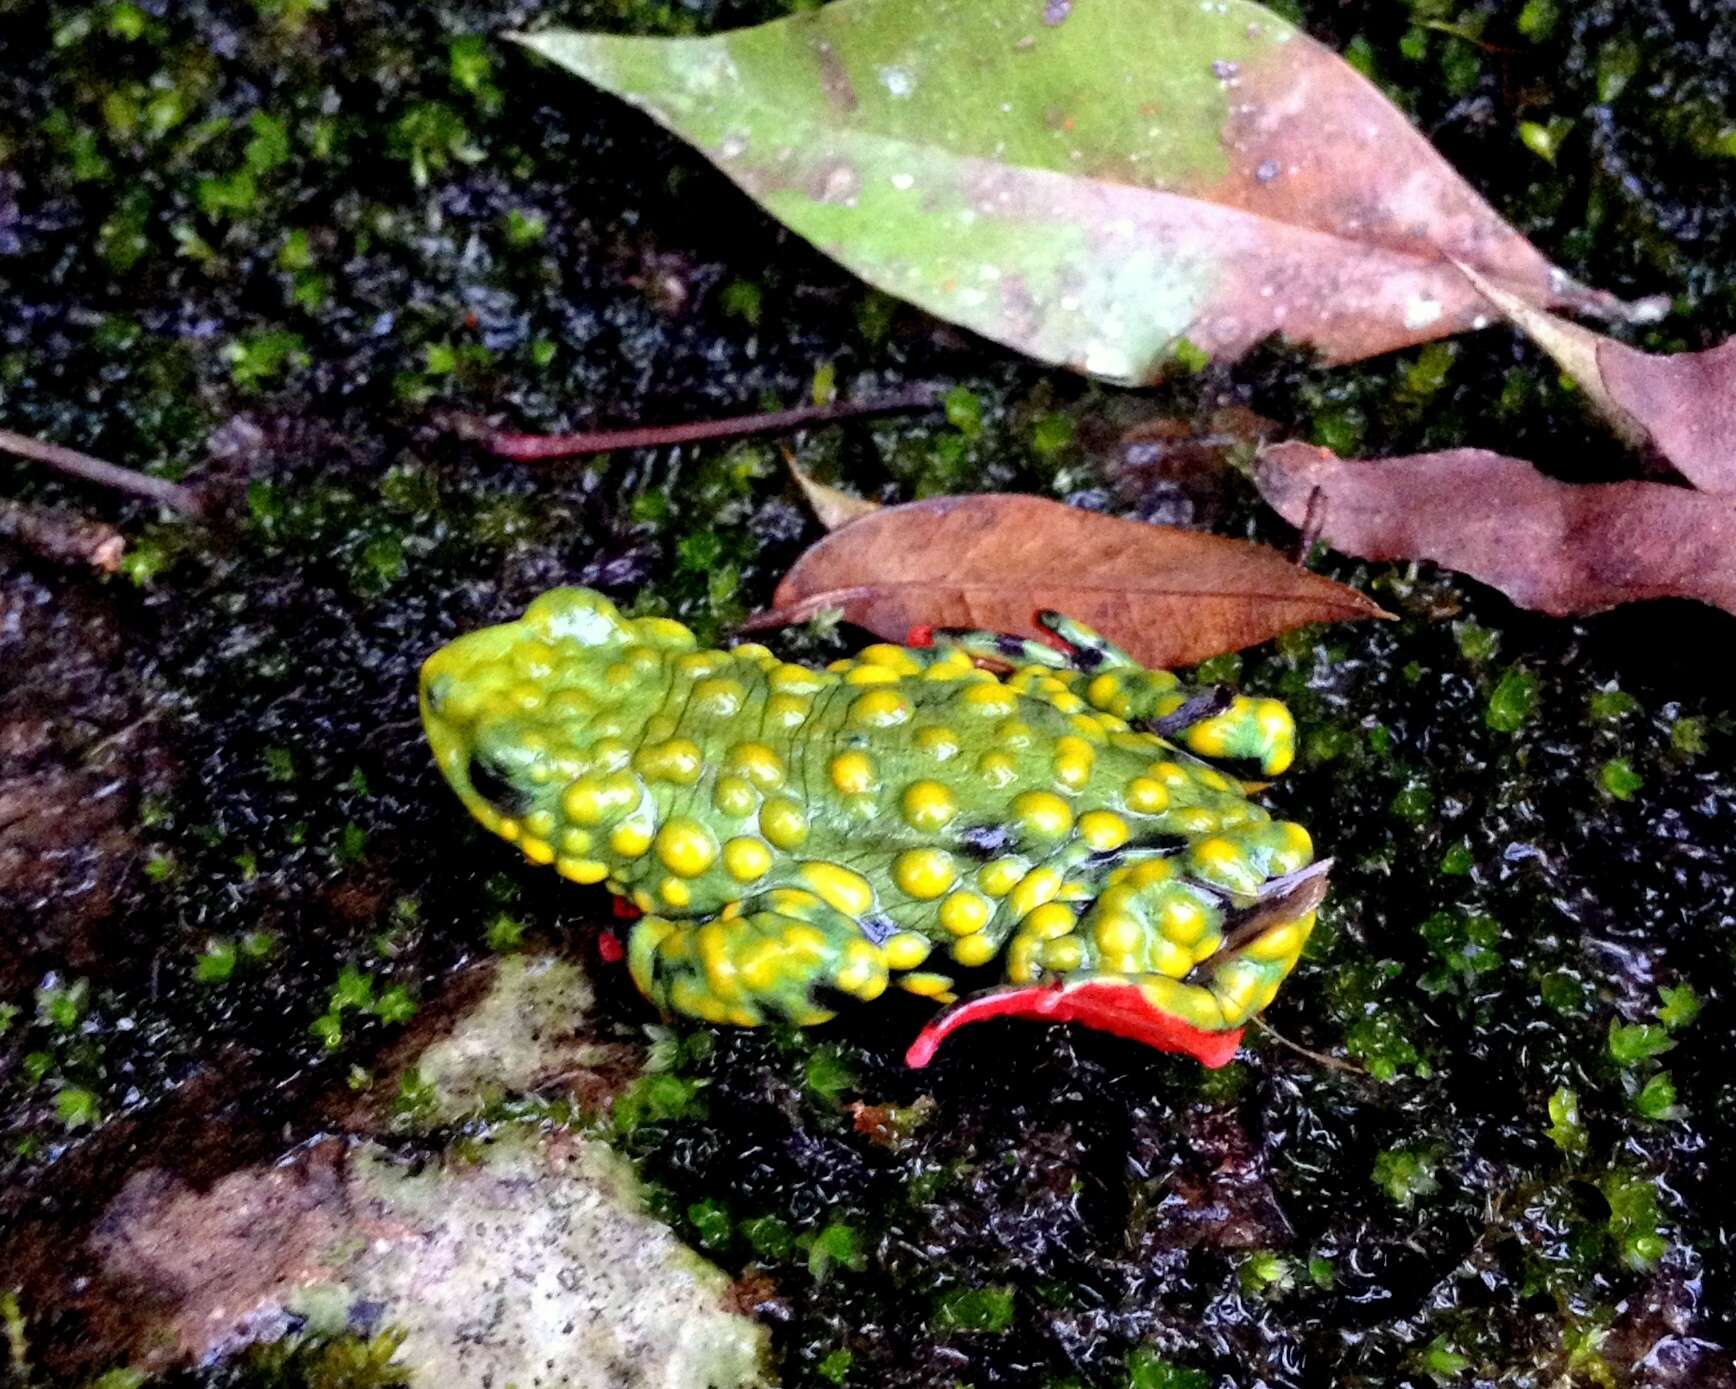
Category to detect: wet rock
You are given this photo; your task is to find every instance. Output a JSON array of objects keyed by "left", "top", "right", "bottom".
[
  {"left": 8, "top": 950, "right": 766, "bottom": 1386},
  {"left": 1607, "top": 1274, "right": 1736, "bottom": 1389},
  {"left": 1132, "top": 1105, "right": 1292, "bottom": 1254},
  {"left": 88, "top": 1127, "right": 769, "bottom": 1387},
  {"left": 0, "top": 563, "right": 168, "bottom": 995},
  {"left": 360, "top": 952, "right": 643, "bottom": 1126}
]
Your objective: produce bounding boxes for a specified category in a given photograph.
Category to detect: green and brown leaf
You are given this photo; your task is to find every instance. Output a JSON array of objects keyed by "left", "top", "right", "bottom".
[{"left": 521, "top": 0, "right": 1651, "bottom": 381}]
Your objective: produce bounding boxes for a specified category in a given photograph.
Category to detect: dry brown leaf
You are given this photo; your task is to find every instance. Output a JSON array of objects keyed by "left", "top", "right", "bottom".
[
  {"left": 747, "top": 493, "right": 1388, "bottom": 668},
  {"left": 783, "top": 452, "right": 882, "bottom": 531},
  {"left": 1258, "top": 442, "right": 1736, "bottom": 618},
  {"left": 1459, "top": 265, "right": 1736, "bottom": 493}
]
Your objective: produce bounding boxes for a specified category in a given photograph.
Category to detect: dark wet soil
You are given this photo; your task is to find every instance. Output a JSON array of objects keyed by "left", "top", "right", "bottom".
[{"left": 2, "top": 0, "right": 1735, "bottom": 1385}]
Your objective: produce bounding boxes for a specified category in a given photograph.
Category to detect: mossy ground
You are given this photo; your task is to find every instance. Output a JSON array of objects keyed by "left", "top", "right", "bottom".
[{"left": 1, "top": 0, "right": 1733, "bottom": 1385}]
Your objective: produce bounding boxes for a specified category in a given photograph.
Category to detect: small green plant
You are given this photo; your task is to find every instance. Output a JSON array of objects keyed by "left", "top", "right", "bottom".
[
  {"left": 1655, "top": 985, "right": 1700, "bottom": 1031},
  {"left": 1485, "top": 668, "right": 1538, "bottom": 732},
  {"left": 1607, "top": 1018, "right": 1673, "bottom": 1065},
  {"left": 1238, "top": 1250, "right": 1295, "bottom": 1299},
  {"left": 1544, "top": 1087, "right": 1586, "bottom": 1155},
  {"left": 54, "top": 1085, "right": 101, "bottom": 1130},
  {"left": 803, "top": 1044, "right": 857, "bottom": 1104},
  {"left": 805, "top": 1220, "right": 867, "bottom": 1282},
  {"left": 1602, "top": 1172, "right": 1667, "bottom": 1270},
  {"left": 195, "top": 937, "right": 240, "bottom": 984},
  {"left": 1126, "top": 1346, "right": 1211, "bottom": 1389},
  {"left": 1598, "top": 758, "right": 1643, "bottom": 800},
  {"left": 1415, "top": 1335, "right": 1471, "bottom": 1380},
  {"left": 36, "top": 977, "right": 90, "bottom": 1032},
  {"left": 686, "top": 1197, "right": 733, "bottom": 1250},
  {"left": 1631, "top": 1072, "right": 1681, "bottom": 1123},
  {"left": 1373, "top": 1148, "right": 1439, "bottom": 1208},
  {"left": 931, "top": 1285, "right": 1014, "bottom": 1333}
]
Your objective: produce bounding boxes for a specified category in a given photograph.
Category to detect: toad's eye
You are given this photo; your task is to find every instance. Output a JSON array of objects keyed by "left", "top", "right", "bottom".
[
  {"left": 423, "top": 674, "right": 453, "bottom": 715},
  {"left": 468, "top": 752, "right": 533, "bottom": 816}
]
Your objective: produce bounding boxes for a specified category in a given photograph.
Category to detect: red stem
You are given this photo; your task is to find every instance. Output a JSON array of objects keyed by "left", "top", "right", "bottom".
[{"left": 479, "top": 386, "right": 943, "bottom": 460}]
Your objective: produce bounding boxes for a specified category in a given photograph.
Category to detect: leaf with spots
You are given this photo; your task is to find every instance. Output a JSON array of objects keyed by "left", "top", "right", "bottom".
[
  {"left": 1256, "top": 443, "right": 1736, "bottom": 618},
  {"left": 744, "top": 493, "right": 1388, "bottom": 668},
  {"left": 518, "top": 0, "right": 1656, "bottom": 380}
]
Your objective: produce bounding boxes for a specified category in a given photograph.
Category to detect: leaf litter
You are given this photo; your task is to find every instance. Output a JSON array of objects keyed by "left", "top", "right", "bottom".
[
  {"left": 1458, "top": 264, "right": 1736, "bottom": 494},
  {"left": 1258, "top": 443, "right": 1736, "bottom": 619},
  {"left": 747, "top": 492, "right": 1388, "bottom": 668}
]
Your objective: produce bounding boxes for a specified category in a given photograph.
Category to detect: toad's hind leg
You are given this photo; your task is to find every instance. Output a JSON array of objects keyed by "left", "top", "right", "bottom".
[
  {"left": 1077, "top": 853, "right": 1316, "bottom": 1029},
  {"left": 627, "top": 890, "right": 906, "bottom": 1029},
  {"left": 908, "top": 824, "right": 1320, "bottom": 1068}
]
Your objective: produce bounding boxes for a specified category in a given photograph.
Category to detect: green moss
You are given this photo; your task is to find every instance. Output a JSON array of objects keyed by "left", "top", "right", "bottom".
[
  {"left": 228, "top": 329, "right": 308, "bottom": 389},
  {"left": 1415, "top": 1335, "right": 1470, "bottom": 1380},
  {"left": 742, "top": 1214, "right": 795, "bottom": 1262},
  {"left": 1606, "top": 1018, "right": 1672, "bottom": 1066},
  {"left": 931, "top": 1285, "right": 1015, "bottom": 1334},
  {"left": 1669, "top": 716, "right": 1708, "bottom": 757},
  {"left": 222, "top": 1329, "right": 410, "bottom": 1389},
  {"left": 195, "top": 937, "right": 240, "bottom": 984},
  {"left": 1655, "top": 984, "right": 1701, "bottom": 1031},
  {"left": 1539, "top": 970, "right": 1589, "bottom": 1016},
  {"left": 1544, "top": 1087, "right": 1586, "bottom": 1155},
  {"left": 484, "top": 913, "right": 526, "bottom": 953},
  {"left": 1372, "top": 1147, "right": 1439, "bottom": 1208},
  {"left": 1418, "top": 910, "right": 1502, "bottom": 993},
  {"left": 805, "top": 1220, "right": 867, "bottom": 1282},
  {"left": 1597, "top": 758, "right": 1643, "bottom": 800},
  {"left": 1126, "top": 1347, "right": 1210, "bottom": 1389},
  {"left": 1485, "top": 668, "right": 1538, "bottom": 732},
  {"left": 612, "top": 1073, "right": 708, "bottom": 1137},
  {"left": 53, "top": 1086, "right": 101, "bottom": 1130},
  {"left": 1631, "top": 1072, "right": 1679, "bottom": 1123},
  {"left": 1387, "top": 778, "right": 1435, "bottom": 824},
  {"left": 1601, "top": 1172, "right": 1668, "bottom": 1270},
  {"left": 686, "top": 1197, "right": 734, "bottom": 1251},
  {"left": 1587, "top": 686, "right": 1638, "bottom": 721},
  {"left": 36, "top": 979, "right": 90, "bottom": 1032},
  {"left": 1236, "top": 1251, "right": 1294, "bottom": 1299},
  {"left": 388, "top": 102, "right": 480, "bottom": 186},
  {"left": 802, "top": 1044, "right": 858, "bottom": 1105}
]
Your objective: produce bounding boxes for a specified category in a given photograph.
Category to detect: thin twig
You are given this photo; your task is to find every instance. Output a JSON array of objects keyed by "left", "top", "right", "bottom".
[
  {"left": 460, "top": 385, "right": 944, "bottom": 461},
  {"left": 1419, "top": 19, "right": 1521, "bottom": 53},
  {"left": 0, "top": 427, "right": 203, "bottom": 515},
  {"left": 1250, "top": 1016, "right": 1365, "bottom": 1076}
]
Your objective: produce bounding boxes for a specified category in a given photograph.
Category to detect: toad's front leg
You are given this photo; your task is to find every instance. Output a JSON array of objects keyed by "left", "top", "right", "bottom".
[
  {"left": 922, "top": 612, "right": 1297, "bottom": 777},
  {"left": 626, "top": 888, "right": 940, "bottom": 1028}
]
